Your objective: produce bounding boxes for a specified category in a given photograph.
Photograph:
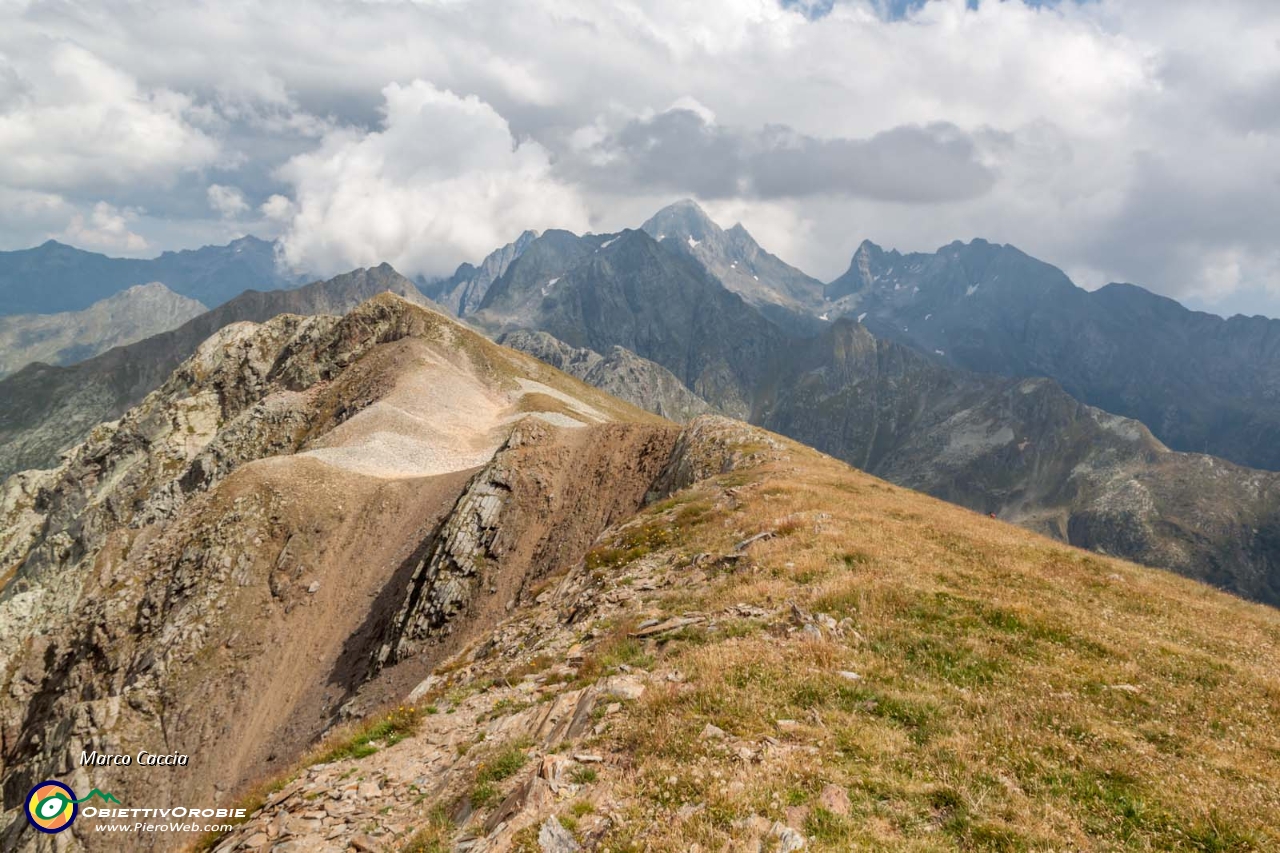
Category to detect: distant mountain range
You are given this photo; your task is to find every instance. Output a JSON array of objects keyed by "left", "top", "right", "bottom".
[
  {"left": 0, "top": 283, "right": 206, "bottom": 378},
  {"left": 0, "top": 235, "right": 301, "bottom": 315},
  {"left": 828, "top": 238, "right": 1280, "bottom": 471},
  {"left": 446, "top": 202, "right": 1280, "bottom": 604},
  {"left": 2, "top": 202, "right": 1279, "bottom": 605}
]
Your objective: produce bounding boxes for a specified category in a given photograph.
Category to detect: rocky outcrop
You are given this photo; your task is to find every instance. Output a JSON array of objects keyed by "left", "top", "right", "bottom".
[
  {"left": 377, "top": 416, "right": 679, "bottom": 667},
  {"left": 499, "top": 330, "right": 713, "bottom": 423}
]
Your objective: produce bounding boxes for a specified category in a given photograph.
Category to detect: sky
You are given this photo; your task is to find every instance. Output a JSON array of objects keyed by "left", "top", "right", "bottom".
[{"left": 1, "top": 0, "right": 1278, "bottom": 317}]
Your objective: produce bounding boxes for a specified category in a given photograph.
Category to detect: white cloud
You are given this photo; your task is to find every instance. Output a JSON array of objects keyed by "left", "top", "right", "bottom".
[
  {"left": 260, "top": 194, "right": 295, "bottom": 222},
  {"left": 60, "top": 202, "right": 148, "bottom": 252},
  {"left": 0, "top": 43, "right": 219, "bottom": 192},
  {"left": 272, "top": 81, "right": 589, "bottom": 278},
  {"left": 207, "top": 184, "right": 249, "bottom": 218}
]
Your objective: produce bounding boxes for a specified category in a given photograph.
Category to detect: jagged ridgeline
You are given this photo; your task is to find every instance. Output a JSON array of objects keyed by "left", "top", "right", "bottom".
[{"left": 1, "top": 295, "right": 1278, "bottom": 852}]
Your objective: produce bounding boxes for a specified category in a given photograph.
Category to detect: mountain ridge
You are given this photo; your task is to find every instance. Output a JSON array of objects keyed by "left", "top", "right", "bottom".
[
  {"left": 0, "top": 235, "right": 300, "bottom": 315},
  {"left": 826, "top": 236, "right": 1280, "bottom": 469},
  {"left": 0, "top": 264, "right": 433, "bottom": 478},
  {"left": 0, "top": 283, "right": 206, "bottom": 378}
]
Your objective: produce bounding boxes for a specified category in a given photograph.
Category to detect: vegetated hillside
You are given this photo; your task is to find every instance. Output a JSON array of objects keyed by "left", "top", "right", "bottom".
[
  {"left": 827, "top": 238, "right": 1280, "bottom": 471},
  {"left": 0, "top": 236, "right": 296, "bottom": 315},
  {"left": 0, "top": 264, "right": 430, "bottom": 479},
  {"left": 0, "top": 283, "right": 206, "bottom": 377},
  {"left": 203, "top": 417, "right": 1280, "bottom": 853},
  {"left": 0, "top": 294, "right": 675, "bottom": 852},
  {"left": 2, "top": 293, "right": 1278, "bottom": 852}
]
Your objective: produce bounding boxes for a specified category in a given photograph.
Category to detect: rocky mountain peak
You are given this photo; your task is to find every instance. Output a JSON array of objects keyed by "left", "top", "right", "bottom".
[
  {"left": 640, "top": 198, "right": 720, "bottom": 243},
  {"left": 854, "top": 238, "right": 885, "bottom": 258},
  {"left": 514, "top": 228, "right": 539, "bottom": 250},
  {"left": 640, "top": 201, "right": 825, "bottom": 330}
]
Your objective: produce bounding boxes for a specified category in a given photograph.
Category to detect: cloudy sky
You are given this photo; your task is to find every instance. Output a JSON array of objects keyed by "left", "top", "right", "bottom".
[{"left": 1, "top": 0, "right": 1278, "bottom": 317}]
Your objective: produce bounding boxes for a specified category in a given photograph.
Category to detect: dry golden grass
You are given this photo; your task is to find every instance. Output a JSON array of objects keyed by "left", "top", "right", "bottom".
[{"left": 591, "top": 440, "right": 1280, "bottom": 852}]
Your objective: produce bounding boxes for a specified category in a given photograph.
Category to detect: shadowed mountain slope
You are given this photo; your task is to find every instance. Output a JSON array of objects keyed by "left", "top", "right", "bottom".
[{"left": 474, "top": 229, "right": 787, "bottom": 418}]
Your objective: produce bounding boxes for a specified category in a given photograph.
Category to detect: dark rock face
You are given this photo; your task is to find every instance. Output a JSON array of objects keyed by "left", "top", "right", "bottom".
[
  {"left": 474, "top": 229, "right": 787, "bottom": 418},
  {"left": 0, "top": 235, "right": 299, "bottom": 315},
  {"left": 0, "top": 265, "right": 431, "bottom": 478},
  {"left": 826, "top": 238, "right": 1280, "bottom": 471}
]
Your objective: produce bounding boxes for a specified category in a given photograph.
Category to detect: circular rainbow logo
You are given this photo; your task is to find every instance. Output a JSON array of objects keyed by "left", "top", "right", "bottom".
[{"left": 25, "top": 780, "right": 78, "bottom": 834}]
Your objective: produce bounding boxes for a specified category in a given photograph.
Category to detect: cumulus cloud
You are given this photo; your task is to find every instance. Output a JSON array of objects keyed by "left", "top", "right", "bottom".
[
  {"left": 207, "top": 184, "right": 249, "bottom": 218},
  {"left": 273, "top": 81, "right": 589, "bottom": 278},
  {"left": 60, "top": 202, "right": 148, "bottom": 252},
  {"left": 260, "top": 194, "right": 295, "bottom": 222},
  {"left": 0, "top": 43, "right": 219, "bottom": 192}
]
